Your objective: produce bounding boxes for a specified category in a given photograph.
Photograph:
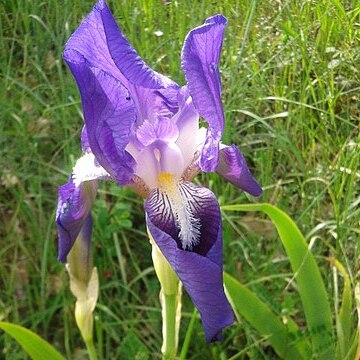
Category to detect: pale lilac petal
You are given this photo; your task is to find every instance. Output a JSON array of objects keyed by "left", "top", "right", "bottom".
[
  {"left": 65, "top": 57, "right": 136, "bottom": 185},
  {"left": 134, "top": 141, "right": 184, "bottom": 189},
  {"left": 136, "top": 118, "right": 179, "bottom": 147},
  {"left": 157, "top": 141, "right": 184, "bottom": 178},
  {"left": 173, "top": 87, "right": 200, "bottom": 168},
  {"left": 181, "top": 15, "right": 227, "bottom": 172},
  {"left": 133, "top": 146, "right": 160, "bottom": 190},
  {"left": 217, "top": 144, "right": 262, "bottom": 197},
  {"left": 145, "top": 183, "right": 234, "bottom": 341},
  {"left": 56, "top": 177, "right": 97, "bottom": 262}
]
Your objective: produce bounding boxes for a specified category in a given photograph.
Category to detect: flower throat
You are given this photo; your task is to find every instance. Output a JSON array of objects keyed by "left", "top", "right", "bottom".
[{"left": 157, "top": 173, "right": 201, "bottom": 250}]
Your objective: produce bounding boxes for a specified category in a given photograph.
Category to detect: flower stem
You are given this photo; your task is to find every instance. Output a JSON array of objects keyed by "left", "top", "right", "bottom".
[
  {"left": 162, "top": 293, "right": 177, "bottom": 360},
  {"left": 148, "top": 228, "right": 182, "bottom": 360},
  {"left": 84, "top": 337, "right": 98, "bottom": 360}
]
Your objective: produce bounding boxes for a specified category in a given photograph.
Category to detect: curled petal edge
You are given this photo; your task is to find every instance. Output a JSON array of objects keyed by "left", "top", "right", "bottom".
[{"left": 217, "top": 144, "right": 263, "bottom": 197}]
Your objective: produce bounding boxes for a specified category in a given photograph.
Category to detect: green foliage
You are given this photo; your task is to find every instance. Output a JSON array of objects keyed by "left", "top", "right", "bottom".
[
  {"left": 224, "top": 272, "right": 309, "bottom": 359},
  {"left": 333, "top": 259, "right": 357, "bottom": 360},
  {"left": 223, "top": 204, "right": 358, "bottom": 359},
  {"left": 1, "top": 0, "right": 359, "bottom": 358},
  {"left": 0, "top": 322, "right": 65, "bottom": 360}
]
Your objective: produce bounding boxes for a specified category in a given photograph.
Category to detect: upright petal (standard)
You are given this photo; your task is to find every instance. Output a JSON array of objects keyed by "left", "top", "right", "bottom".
[{"left": 181, "top": 15, "right": 227, "bottom": 173}]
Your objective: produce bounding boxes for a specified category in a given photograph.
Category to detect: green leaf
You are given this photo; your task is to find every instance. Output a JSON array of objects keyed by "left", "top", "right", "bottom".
[
  {"left": 332, "top": 259, "right": 352, "bottom": 359},
  {"left": 222, "top": 203, "right": 334, "bottom": 359},
  {"left": 224, "top": 272, "right": 309, "bottom": 359},
  {"left": 0, "top": 322, "right": 65, "bottom": 360},
  {"left": 119, "top": 331, "right": 149, "bottom": 360},
  {"left": 353, "top": 283, "right": 360, "bottom": 360},
  {"left": 179, "top": 308, "right": 198, "bottom": 360}
]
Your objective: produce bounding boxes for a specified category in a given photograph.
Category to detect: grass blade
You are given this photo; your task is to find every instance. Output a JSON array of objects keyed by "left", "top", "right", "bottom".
[
  {"left": 179, "top": 308, "right": 198, "bottom": 360},
  {"left": 331, "top": 259, "right": 352, "bottom": 359},
  {"left": 222, "top": 203, "right": 335, "bottom": 359},
  {"left": 224, "top": 272, "right": 309, "bottom": 359},
  {"left": 354, "top": 284, "right": 360, "bottom": 360},
  {"left": 0, "top": 322, "right": 65, "bottom": 360}
]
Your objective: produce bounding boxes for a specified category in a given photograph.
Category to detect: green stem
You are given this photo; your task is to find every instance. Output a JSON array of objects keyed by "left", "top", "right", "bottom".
[
  {"left": 147, "top": 228, "right": 182, "bottom": 360},
  {"left": 162, "top": 293, "right": 177, "bottom": 360},
  {"left": 179, "top": 308, "right": 197, "bottom": 360},
  {"left": 85, "top": 337, "right": 98, "bottom": 360}
]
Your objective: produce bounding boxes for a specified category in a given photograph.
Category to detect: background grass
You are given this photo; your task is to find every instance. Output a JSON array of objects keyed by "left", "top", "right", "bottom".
[{"left": 0, "top": 0, "right": 359, "bottom": 358}]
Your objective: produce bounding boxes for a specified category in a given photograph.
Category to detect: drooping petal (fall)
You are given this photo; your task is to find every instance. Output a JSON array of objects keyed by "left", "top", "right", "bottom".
[
  {"left": 181, "top": 15, "right": 227, "bottom": 173},
  {"left": 145, "top": 182, "right": 234, "bottom": 341},
  {"left": 56, "top": 178, "right": 97, "bottom": 262},
  {"left": 217, "top": 144, "right": 263, "bottom": 197},
  {"left": 56, "top": 154, "right": 109, "bottom": 261}
]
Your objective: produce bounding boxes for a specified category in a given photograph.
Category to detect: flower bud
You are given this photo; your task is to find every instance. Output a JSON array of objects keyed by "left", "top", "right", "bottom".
[{"left": 66, "top": 215, "right": 99, "bottom": 343}]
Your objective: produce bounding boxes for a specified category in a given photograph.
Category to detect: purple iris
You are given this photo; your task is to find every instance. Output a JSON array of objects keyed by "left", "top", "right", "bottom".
[{"left": 56, "top": 0, "right": 262, "bottom": 342}]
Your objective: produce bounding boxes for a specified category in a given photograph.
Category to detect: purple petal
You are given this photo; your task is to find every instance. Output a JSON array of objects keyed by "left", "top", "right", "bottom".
[
  {"left": 131, "top": 86, "right": 181, "bottom": 126},
  {"left": 56, "top": 177, "right": 97, "bottom": 262},
  {"left": 99, "top": 0, "right": 173, "bottom": 89},
  {"left": 145, "top": 182, "right": 234, "bottom": 341},
  {"left": 64, "top": 57, "right": 136, "bottom": 185},
  {"left": 63, "top": 0, "right": 124, "bottom": 85},
  {"left": 136, "top": 118, "right": 179, "bottom": 147},
  {"left": 181, "top": 15, "right": 227, "bottom": 172},
  {"left": 217, "top": 144, "right": 263, "bottom": 197},
  {"left": 64, "top": 0, "right": 169, "bottom": 88},
  {"left": 63, "top": 0, "right": 179, "bottom": 126},
  {"left": 81, "top": 126, "right": 90, "bottom": 152}
]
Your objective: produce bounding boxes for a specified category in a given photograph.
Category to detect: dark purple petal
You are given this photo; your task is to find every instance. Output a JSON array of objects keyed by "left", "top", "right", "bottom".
[
  {"left": 181, "top": 15, "right": 227, "bottom": 172},
  {"left": 145, "top": 183, "right": 234, "bottom": 341},
  {"left": 63, "top": 0, "right": 180, "bottom": 125},
  {"left": 130, "top": 86, "right": 180, "bottom": 126},
  {"left": 64, "top": 57, "right": 136, "bottom": 185},
  {"left": 99, "top": 0, "right": 173, "bottom": 89},
  {"left": 64, "top": 0, "right": 169, "bottom": 88},
  {"left": 56, "top": 177, "right": 97, "bottom": 262},
  {"left": 63, "top": 0, "right": 124, "bottom": 84},
  {"left": 217, "top": 144, "right": 263, "bottom": 197}
]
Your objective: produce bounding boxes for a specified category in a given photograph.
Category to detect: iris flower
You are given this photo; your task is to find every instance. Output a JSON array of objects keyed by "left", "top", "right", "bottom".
[{"left": 56, "top": 0, "right": 262, "bottom": 342}]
